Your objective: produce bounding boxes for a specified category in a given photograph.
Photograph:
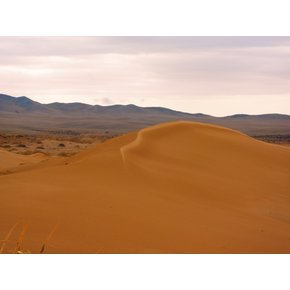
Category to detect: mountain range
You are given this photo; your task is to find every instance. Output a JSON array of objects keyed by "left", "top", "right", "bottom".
[{"left": 1, "top": 93, "right": 290, "bottom": 135}]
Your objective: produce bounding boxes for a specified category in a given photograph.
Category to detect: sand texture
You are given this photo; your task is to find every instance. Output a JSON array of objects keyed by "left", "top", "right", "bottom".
[
  {"left": 1, "top": 121, "right": 290, "bottom": 253},
  {"left": 0, "top": 149, "right": 48, "bottom": 174}
]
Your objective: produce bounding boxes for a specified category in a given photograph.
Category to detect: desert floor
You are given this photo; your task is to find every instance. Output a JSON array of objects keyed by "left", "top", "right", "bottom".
[{"left": 0, "top": 121, "right": 290, "bottom": 253}]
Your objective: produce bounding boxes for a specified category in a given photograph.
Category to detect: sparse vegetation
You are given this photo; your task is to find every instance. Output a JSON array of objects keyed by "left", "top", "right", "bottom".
[
  {"left": 0, "top": 133, "right": 107, "bottom": 156},
  {"left": 253, "top": 134, "right": 290, "bottom": 144}
]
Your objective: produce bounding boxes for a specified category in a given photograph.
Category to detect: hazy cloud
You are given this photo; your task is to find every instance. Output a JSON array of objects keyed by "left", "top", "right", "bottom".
[{"left": 94, "top": 97, "right": 114, "bottom": 105}]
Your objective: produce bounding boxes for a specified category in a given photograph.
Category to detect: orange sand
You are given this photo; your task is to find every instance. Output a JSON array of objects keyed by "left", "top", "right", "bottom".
[
  {"left": 0, "top": 149, "right": 47, "bottom": 174},
  {"left": 0, "top": 121, "right": 290, "bottom": 253}
]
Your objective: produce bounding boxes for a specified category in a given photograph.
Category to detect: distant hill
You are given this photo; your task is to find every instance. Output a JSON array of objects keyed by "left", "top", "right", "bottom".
[{"left": 0, "top": 93, "right": 290, "bottom": 135}]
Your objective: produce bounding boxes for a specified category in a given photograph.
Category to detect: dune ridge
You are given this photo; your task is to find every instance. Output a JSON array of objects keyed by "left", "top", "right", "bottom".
[
  {"left": 0, "top": 121, "right": 290, "bottom": 253},
  {"left": 121, "top": 121, "right": 249, "bottom": 166}
]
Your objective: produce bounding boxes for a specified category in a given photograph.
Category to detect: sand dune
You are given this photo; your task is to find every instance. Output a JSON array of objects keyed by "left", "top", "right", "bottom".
[
  {"left": 0, "top": 149, "right": 48, "bottom": 174},
  {"left": 0, "top": 121, "right": 290, "bottom": 253}
]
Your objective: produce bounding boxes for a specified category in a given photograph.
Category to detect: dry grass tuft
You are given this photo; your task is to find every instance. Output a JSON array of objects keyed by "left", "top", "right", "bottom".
[
  {"left": 13, "top": 223, "right": 29, "bottom": 254},
  {"left": 39, "top": 224, "right": 58, "bottom": 254},
  {"left": 0, "top": 223, "right": 58, "bottom": 254},
  {"left": 0, "top": 222, "right": 19, "bottom": 254}
]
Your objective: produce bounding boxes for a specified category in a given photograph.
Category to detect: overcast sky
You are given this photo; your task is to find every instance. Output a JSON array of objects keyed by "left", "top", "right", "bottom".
[{"left": 1, "top": 36, "right": 290, "bottom": 116}]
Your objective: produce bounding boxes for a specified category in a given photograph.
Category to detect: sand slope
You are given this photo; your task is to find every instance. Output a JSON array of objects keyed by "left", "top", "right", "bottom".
[
  {"left": 0, "top": 149, "right": 48, "bottom": 174},
  {"left": 0, "top": 121, "right": 290, "bottom": 253}
]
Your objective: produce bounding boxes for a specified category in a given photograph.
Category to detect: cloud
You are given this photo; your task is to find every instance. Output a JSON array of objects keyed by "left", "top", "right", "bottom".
[
  {"left": 1, "top": 36, "right": 290, "bottom": 57},
  {"left": 94, "top": 97, "right": 114, "bottom": 105}
]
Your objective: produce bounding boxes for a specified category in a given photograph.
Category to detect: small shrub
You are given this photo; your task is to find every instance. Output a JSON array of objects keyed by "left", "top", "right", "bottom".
[{"left": 36, "top": 146, "right": 45, "bottom": 149}]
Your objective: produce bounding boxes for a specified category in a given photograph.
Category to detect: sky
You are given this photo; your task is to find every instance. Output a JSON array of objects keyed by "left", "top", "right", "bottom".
[{"left": 1, "top": 36, "right": 290, "bottom": 116}]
